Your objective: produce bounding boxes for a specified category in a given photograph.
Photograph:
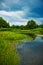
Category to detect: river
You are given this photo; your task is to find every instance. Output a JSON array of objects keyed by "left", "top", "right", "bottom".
[{"left": 16, "top": 36, "right": 43, "bottom": 65}]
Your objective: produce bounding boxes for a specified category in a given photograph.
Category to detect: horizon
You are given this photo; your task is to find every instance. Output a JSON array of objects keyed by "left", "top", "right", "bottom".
[
  {"left": 0, "top": 17, "right": 42, "bottom": 26},
  {"left": 0, "top": 0, "right": 43, "bottom": 25}
]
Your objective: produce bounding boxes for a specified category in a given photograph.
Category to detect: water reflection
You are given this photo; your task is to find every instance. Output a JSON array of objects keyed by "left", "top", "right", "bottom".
[
  {"left": 34, "top": 36, "right": 43, "bottom": 42},
  {"left": 16, "top": 36, "right": 43, "bottom": 65}
]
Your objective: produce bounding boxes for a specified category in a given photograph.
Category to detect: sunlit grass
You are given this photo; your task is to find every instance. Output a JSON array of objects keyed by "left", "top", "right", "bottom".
[
  {"left": 0, "top": 31, "right": 32, "bottom": 65},
  {"left": 0, "top": 31, "right": 23, "bottom": 65},
  {"left": 0, "top": 38, "right": 21, "bottom": 65},
  {"left": 0, "top": 31, "right": 26, "bottom": 40}
]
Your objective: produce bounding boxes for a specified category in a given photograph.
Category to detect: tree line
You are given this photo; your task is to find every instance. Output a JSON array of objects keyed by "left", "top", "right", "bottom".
[{"left": 0, "top": 17, "right": 43, "bottom": 29}]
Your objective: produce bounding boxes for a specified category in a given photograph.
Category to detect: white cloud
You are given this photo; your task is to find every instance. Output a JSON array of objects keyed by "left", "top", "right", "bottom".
[
  {"left": 0, "top": 10, "right": 28, "bottom": 25},
  {"left": 10, "top": 21, "right": 27, "bottom": 26},
  {"left": 0, "top": 10, "right": 43, "bottom": 25},
  {"left": 34, "top": 18, "right": 43, "bottom": 24},
  {"left": 0, "top": 10, "right": 25, "bottom": 18}
]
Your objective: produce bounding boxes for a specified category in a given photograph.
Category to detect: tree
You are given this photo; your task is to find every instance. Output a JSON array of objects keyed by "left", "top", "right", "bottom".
[
  {"left": 0, "top": 17, "right": 10, "bottom": 28},
  {"left": 26, "top": 20, "right": 38, "bottom": 29},
  {"left": 11, "top": 25, "right": 16, "bottom": 28},
  {"left": 40, "top": 24, "right": 43, "bottom": 28},
  {"left": 19, "top": 25, "right": 25, "bottom": 30}
]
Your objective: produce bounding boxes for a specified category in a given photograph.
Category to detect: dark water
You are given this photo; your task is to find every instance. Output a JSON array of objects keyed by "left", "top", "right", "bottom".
[{"left": 16, "top": 36, "right": 43, "bottom": 65}]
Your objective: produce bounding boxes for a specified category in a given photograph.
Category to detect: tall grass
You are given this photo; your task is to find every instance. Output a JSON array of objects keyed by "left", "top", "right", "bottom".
[
  {"left": 0, "top": 39, "right": 21, "bottom": 65},
  {"left": 0, "top": 31, "right": 28, "bottom": 40},
  {"left": 0, "top": 31, "right": 33, "bottom": 65},
  {"left": 0, "top": 31, "right": 23, "bottom": 65}
]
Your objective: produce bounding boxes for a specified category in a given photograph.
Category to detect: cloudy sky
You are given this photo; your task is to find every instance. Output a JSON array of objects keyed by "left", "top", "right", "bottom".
[{"left": 0, "top": 0, "right": 43, "bottom": 25}]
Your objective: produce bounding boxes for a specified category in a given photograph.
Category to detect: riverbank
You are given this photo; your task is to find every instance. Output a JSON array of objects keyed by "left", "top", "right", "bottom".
[
  {"left": 0, "top": 31, "right": 33, "bottom": 41},
  {"left": 0, "top": 28, "right": 43, "bottom": 41},
  {"left": 37, "top": 35, "right": 43, "bottom": 37}
]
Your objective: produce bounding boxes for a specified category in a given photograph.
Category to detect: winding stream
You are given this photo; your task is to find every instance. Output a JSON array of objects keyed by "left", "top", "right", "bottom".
[{"left": 16, "top": 36, "right": 43, "bottom": 65}]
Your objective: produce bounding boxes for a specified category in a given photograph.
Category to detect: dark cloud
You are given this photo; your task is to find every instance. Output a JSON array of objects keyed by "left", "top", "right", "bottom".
[
  {"left": 0, "top": 0, "right": 43, "bottom": 18},
  {"left": 0, "top": 0, "right": 4, "bottom": 2}
]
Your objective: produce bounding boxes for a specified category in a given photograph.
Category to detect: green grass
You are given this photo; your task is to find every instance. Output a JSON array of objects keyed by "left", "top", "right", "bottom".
[
  {"left": 19, "top": 28, "right": 43, "bottom": 35},
  {"left": 0, "top": 31, "right": 27, "bottom": 40},
  {"left": 0, "top": 39, "right": 21, "bottom": 65},
  {"left": 0, "top": 31, "right": 34, "bottom": 41},
  {"left": 0, "top": 31, "right": 24, "bottom": 65},
  {"left": 0, "top": 31, "right": 33, "bottom": 65}
]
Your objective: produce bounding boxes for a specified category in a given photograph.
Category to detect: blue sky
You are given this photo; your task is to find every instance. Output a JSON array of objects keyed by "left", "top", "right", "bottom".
[{"left": 0, "top": 0, "right": 43, "bottom": 25}]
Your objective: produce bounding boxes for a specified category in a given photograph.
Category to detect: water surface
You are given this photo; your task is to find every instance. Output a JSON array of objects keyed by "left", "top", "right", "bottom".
[{"left": 16, "top": 36, "right": 43, "bottom": 65}]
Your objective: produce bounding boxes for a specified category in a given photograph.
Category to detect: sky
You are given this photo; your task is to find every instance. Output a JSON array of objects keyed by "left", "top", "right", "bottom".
[{"left": 0, "top": 0, "right": 43, "bottom": 25}]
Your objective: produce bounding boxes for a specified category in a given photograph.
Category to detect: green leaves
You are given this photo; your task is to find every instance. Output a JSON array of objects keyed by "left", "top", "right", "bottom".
[
  {"left": 27, "top": 20, "right": 38, "bottom": 29},
  {"left": 0, "top": 17, "right": 10, "bottom": 28}
]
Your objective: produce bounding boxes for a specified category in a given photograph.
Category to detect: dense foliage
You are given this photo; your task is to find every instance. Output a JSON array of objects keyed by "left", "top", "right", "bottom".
[
  {"left": 0, "top": 17, "right": 10, "bottom": 28},
  {"left": 0, "top": 17, "right": 43, "bottom": 29},
  {"left": 26, "top": 20, "right": 38, "bottom": 29}
]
